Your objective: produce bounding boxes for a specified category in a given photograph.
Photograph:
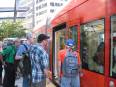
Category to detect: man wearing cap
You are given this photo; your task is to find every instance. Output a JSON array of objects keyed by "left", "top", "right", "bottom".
[
  {"left": 15, "top": 32, "right": 34, "bottom": 87},
  {"left": 30, "top": 34, "right": 51, "bottom": 87},
  {"left": 58, "top": 39, "right": 81, "bottom": 87}
]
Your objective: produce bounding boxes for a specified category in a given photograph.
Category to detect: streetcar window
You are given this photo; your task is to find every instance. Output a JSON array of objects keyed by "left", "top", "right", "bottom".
[
  {"left": 110, "top": 15, "right": 116, "bottom": 78},
  {"left": 68, "top": 26, "right": 78, "bottom": 51},
  {"left": 80, "top": 19, "right": 104, "bottom": 74}
]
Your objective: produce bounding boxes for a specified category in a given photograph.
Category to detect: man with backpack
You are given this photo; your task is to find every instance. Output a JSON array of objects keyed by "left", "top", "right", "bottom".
[
  {"left": 15, "top": 32, "right": 34, "bottom": 87},
  {"left": 58, "top": 39, "right": 81, "bottom": 87}
]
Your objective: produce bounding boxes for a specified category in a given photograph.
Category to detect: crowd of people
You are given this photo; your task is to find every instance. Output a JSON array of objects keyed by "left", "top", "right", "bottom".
[{"left": 0, "top": 33, "right": 81, "bottom": 87}]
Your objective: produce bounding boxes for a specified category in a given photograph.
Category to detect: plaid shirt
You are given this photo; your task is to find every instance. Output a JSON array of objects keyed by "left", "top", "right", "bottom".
[{"left": 30, "top": 44, "right": 49, "bottom": 83}]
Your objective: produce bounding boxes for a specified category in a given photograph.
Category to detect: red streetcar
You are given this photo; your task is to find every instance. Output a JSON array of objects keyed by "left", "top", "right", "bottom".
[
  {"left": 50, "top": 0, "right": 116, "bottom": 87},
  {"left": 33, "top": 0, "right": 116, "bottom": 87}
]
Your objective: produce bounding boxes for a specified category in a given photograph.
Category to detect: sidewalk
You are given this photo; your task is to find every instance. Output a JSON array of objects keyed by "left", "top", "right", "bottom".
[
  {"left": 46, "top": 79, "right": 56, "bottom": 87},
  {"left": 15, "top": 78, "right": 56, "bottom": 87}
]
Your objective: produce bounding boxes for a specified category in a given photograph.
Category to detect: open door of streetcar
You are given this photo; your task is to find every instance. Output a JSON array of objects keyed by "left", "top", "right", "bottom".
[
  {"left": 52, "top": 23, "right": 78, "bottom": 86},
  {"left": 109, "top": 15, "right": 116, "bottom": 86},
  {"left": 52, "top": 23, "right": 67, "bottom": 85},
  {"left": 80, "top": 19, "right": 105, "bottom": 87}
]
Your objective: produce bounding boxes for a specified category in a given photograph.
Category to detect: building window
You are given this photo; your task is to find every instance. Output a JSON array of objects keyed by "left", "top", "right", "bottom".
[
  {"left": 55, "top": 3, "right": 58, "bottom": 6},
  {"left": 36, "top": 0, "right": 45, "bottom": 3},
  {"left": 39, "top": 10, "right": 47, "bottom": 15},
  {"left": 50, "top": 9, "right": 54, "bottom": 13},
  {"left": 50, "top": 2, "right": 54, "bottom": 6},
  {"left": 36, "top": 13, "right": 39, "bottom": 16},
  {"left": 36, "top": 0, "right": 39, "bottom": 3},
  {"left": 39, "top": 5, "right": 41, "bottom": 9},
  {"left": 36, "top": 6, "right": 39, "bottom": 10},
  {"left": 61, "top": 3, "right": 63, "bottom": 6},
  {"left": 38, "top": 3, "right": 47, "bottom": 10},
  {"left": 41, "top": 3, "right": 47, "bottom": 8}
]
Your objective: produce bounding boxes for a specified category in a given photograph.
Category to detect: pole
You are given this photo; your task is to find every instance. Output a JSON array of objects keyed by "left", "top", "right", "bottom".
[
  {"left": 14, "top": 0, "right": 17, "bottom": 22},
  {"left": 32, "top": 0, "right": 35, "bottom": 28}
]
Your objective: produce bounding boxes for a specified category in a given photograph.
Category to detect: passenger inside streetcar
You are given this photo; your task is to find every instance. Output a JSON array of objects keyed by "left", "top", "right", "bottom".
[{"left": 93, "top": 42, "right": 104, "bottom": 73}]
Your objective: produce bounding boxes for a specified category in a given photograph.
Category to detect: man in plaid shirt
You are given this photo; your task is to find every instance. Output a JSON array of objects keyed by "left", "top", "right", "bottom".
[{"left": 30, "top": 34, "right": 51, "bottom": 87}]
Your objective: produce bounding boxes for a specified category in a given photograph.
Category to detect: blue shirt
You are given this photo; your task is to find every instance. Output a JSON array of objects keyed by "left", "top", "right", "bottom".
[
  {"left": 30, "top": 43, "right": 49, "bottom": 83},
  {"left": 16, "top": 43, "right": 30, "bottom": 58}
]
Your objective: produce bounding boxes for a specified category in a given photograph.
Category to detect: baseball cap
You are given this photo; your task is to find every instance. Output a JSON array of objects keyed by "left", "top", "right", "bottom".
[
  {"left": 66, "top": 39, "right": 75, "bottom": 47},
  {"left": 37, "top": 34, "right": 50, "bottom": 42}
]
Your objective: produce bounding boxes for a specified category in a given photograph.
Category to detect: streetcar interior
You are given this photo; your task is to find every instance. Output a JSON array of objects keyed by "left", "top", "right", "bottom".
[{"left": 80, "top": 19, "right": 105, "bottom": 74}]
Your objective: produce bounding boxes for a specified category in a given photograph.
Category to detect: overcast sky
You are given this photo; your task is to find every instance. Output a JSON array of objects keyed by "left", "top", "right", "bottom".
[
  {"left": 0, "top": 0, "right": 15, "bottom": 7},
  {"left": 0, "top": 0, "right": 15, "bottom": 17}
]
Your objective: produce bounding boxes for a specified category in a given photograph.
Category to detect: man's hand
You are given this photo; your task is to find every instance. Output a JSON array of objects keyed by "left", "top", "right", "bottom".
[{"left": 44, "top": 69, "right": 52, "bottom": 79}]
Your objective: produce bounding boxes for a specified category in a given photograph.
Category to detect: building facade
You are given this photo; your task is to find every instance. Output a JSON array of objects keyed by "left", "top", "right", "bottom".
[
  {"left": 17, "top": 0, "right": 34, "bottom": 30},
  {"left": 18, "top": 0, "right": 68, "bottom": 30},
  {"left": 35, "top": 0, "right": 68, "bottom": 28}
]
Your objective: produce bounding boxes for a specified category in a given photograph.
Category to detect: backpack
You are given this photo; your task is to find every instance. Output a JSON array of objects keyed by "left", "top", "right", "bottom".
[
  {"left": 62, "top": 51, "right": 78, "bottom": 77},
  {"left": 21, "top": 44, "right": 31, "bottom": 77}
]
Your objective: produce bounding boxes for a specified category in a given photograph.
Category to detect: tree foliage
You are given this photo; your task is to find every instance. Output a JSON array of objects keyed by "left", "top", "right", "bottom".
[{"left": 0, "top": 20, "right": 26, "bottom": 41}]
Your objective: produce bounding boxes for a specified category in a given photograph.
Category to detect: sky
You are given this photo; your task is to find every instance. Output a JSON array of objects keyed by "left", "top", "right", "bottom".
[
  {"left": 0, "top": 0, "right": 15, "bottom": 7},
  {"left": 0, "top": 0, "right": 15, "bottom": 17}
]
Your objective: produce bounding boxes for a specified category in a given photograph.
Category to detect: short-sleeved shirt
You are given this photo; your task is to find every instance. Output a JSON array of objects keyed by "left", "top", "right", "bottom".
[
  {"left": 16, "top": 43, "right": 30, "bottom": 60},
  {"left": 30, "top": 43, "right": 49, "bottom": 83}
]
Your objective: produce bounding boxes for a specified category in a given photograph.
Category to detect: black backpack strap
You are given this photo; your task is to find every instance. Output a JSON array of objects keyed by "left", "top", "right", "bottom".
[
  {"left": 21, "top": 44, "right": 31, "bottom": 76},
  {"left": 22, "top": 44, "right": 28, "bottom": 51}
]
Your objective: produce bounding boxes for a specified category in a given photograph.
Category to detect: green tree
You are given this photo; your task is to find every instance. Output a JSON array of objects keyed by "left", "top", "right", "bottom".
[{"left": 0, "top": 20, "right": 26, "bottom": 40}]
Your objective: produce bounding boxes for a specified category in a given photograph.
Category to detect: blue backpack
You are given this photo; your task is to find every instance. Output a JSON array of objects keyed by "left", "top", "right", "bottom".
[{"left": 62, "top": 51, "right": 78, "bottom": 77}]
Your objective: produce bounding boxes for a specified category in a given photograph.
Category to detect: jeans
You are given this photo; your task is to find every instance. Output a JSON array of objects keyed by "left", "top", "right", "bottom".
[
  {"left": 61, "top": 75, "right": 80, "bottom": 87},
  {"left": 23, "top": 76, "right": 30, "bottom": 87},
  {"left": 3, "top": 62, "right": 15, "bottom": 87}
]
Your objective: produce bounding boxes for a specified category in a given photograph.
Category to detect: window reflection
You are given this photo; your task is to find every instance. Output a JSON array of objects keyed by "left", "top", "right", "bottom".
[
  {"left": 111, "top": 15, "right": 116, "bottom": 78},
  {"left": 80, "top": 19, "right": 104, "bottom": 74}
]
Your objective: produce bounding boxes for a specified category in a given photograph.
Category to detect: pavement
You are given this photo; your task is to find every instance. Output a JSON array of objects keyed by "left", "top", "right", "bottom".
[
  {"left": 2, "top": 69, "right": 56, "bottom": 87},
  {"left": 15, "top": 78, "right": 56, "bottom": 87},
  {"left": 46, "top": 79, "right": 56, "bottom": 87},
  {"left": 15, "top": 77, "right": 23, "bottom": 87}
]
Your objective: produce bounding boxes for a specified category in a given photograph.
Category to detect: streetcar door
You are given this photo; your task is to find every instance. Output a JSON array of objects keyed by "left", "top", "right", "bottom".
[
  {"left": 52, "top": 23, "right": 67, "bottom": 85},
  {"left": 80, "top": 19, "right": 105, "bottom": 87},
  {"left": 109, "top": 15, "right": 116, "bottom": 87}
]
